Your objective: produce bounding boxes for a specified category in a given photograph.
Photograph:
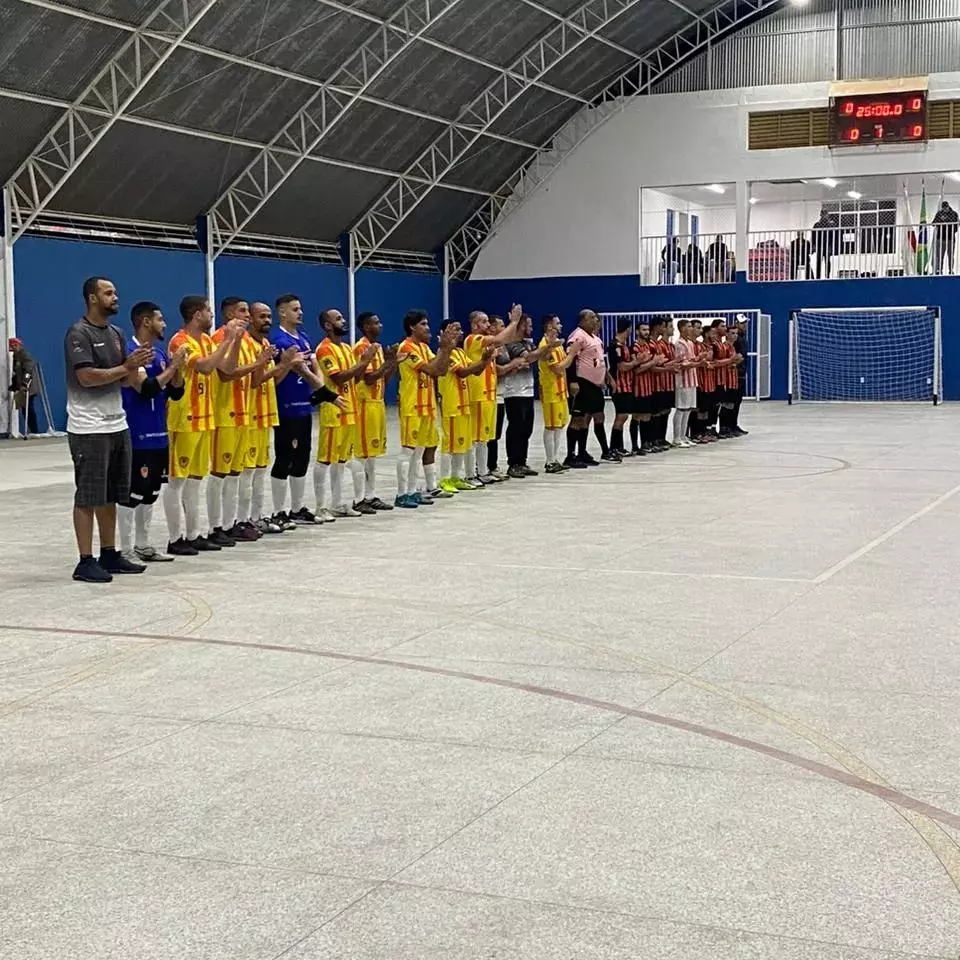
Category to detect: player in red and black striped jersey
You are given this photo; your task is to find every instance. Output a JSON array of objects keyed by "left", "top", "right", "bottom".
[
  {"left": 649, "top": 316, "right": 678, "bottom": 452},
  {"left": 628, "top": 320, "right": 663, "bottom": 455},
  {"left": 710, "top": 319, "right": 739, "bottom": 439},
  {"left": 606, "top": 318, "right": 640, "bottom": 458}
]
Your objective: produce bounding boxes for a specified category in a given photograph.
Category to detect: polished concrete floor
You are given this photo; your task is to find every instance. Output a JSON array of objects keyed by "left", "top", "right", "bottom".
[{"left": 2, "top": 403, "right": 960, "bottom": 960}]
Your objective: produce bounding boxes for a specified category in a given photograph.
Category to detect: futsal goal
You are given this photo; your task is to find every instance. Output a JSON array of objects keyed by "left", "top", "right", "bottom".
[
  {"left": 598, "top": 309, "right": 771, "bottom": 400},
  {"left": 788, "top": 306, "right": 942, "bottom": 405}
]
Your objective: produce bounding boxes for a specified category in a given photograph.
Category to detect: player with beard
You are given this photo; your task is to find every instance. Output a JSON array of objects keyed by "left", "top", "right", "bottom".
[{"left": 628, "top": 320, "right": 663, "bottom": 456}]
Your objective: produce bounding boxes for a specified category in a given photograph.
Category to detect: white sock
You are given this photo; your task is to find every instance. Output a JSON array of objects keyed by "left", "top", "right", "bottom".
[
  {"left": 238, "top": 470, "right": 254, "bottom": 523},
  {"left": 465, "top": 446, "right": 475, "bottom": 477},
  {"left": 348, "top": 459, "right": 364, "bottom": 503},
  {"left": 252, "top": 468, "right": 267, "bottom": 521},
  {"left": 440, "top": 452, "right": 452, "bottom": 478},
  {"left": 184, "top": 478, "right": 203, "bottom": 541},
  {"left": 313, "top": 462, "right": 329, "bottom": 510},
  {"left": 290, "top": 474, "right": 306, "bottom": 512},
  {"left": 674, "top": 410, "right": 689, "bottom": 443},
  {"left": 424, "top": 462, "right": 437, "bottom": 491},
  {"left": 207, "top": 475, "right": 224, "bottom": 531},
  {"left": 474, "top": 442, "right": 488, "bottom": 477},
  {"left": 222, "top": 475, "right": 239, "bottom": 530},
  {"left": 271, "top": 476, "right": 287, "bottom": 515},
  {"left": 452, "top": 453, "right": 465, "bottom": 479},
  {"left": 331, "top": 462, "right": 344, "bottom": 509},
  {"left": 135, "top": 503, "right": 152, "bottom": 549},
  {"left": 407, "top": 447, "right": 424, "bottom": 495},
  {"left": 363, "top": 458, "right": 376, "bottom": 500},
  {"left": 118, "top": 505, "right": 135, "bottom": 553},
  {"left": 543, "top": 428, "right": 556, "bottom": 464},
  {"left": 163, "top": 478, "right": 185, "bottom": 542},
  {"left": 397, "top": 453, "right": 409, "bottom": 497}
]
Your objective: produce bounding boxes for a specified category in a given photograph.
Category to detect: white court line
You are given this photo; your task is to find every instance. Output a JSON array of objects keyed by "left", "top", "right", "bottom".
[{"left": 813, "top": 481, "right": 960, "bottom": 585}]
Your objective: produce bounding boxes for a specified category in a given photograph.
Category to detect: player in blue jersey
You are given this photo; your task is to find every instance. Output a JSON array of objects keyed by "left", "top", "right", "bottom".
[
  {"left": 118, "top": 301, "right": 188, "bottom": 562},
  {"left": 269, "top": 293, "right": 320, "bottom": 526}
]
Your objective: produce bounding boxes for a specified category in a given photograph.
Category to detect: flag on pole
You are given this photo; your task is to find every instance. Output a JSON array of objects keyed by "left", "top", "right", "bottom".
[
  {"left": 916, "top": 181, "right": 930, "bottom": 275},
  {"left": 902, "top": 180, "right": 917, "bottom": 275}
]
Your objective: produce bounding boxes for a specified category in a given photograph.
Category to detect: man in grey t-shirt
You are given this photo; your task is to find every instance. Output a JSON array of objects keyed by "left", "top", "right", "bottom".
[
  {"left": 65, "top": 277, "right": 153, "bottom": 583},
  {"left": 500, "top": 313, "right": 550, "bottom": 477}
]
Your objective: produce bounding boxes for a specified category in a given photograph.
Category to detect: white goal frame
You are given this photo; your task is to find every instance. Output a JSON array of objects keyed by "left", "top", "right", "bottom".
[{"left": 788, "top": 305, "right": 942, "bottom": 406}]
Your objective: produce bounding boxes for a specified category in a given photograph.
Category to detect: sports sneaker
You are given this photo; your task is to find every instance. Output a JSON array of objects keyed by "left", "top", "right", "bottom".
[
  {"left": 291, "top": 507, "right": 322, "bottom": 525},
  {"left": 733, "top": 427, "right": 748, "bottom": 436},
  {"left": 256, "top": 517, "right": 283, "bottom": 534},
  {"left": 189, "top": 536, "right": 222, "bottom": 552},
  {"left": 135, "top": 545, "right": 174, "bottom": 562},
  {"left": 562, "top": 456, "right": 587, "bottom": 470},
  {"left": 394, "top": 493, "right": 418, "bottom": 508},
  {"left": 479, "top": 473, "right": 497, "bottom": 485},
  {"left": 317, "top": 508, "right": 337, "bottom": 523},
  {"left": 272, "top": 511, "right": 298, "bottom": 531},
  {"left": 438, "top": 478, "right": 460, "bottom": 494},
  {"left": 333, "top": 504, "right": 362, "bottom": 518},
  {"left": 167, "top": 538, "right": 199, "bottom": 557},
  {"left": 210, "top": 527, "right": 237, "bottom": 547},
  {"left": 367, "top": 497, "right": 393, "bottom": 511},
  {"left": 99, "top": 549, "right": 147, "bottom": 575},
  {"left": 451, "top": 477, "right": 475, "bottom": 491},
  {"left": 545, "top": 462, "right": 565, "bottom": 474},
  {"left": 489, "top": 469, "right": 509, "bottom": 482},
  {"left": 227, "top": 522, "right": 259, "bottom": 542},
  {"left": 579, "top": 454, "right": 600, "bottom": 467},
  {"left": 521, "top": 465, "right": 538, "bottom": 476},
  {"left": 73, "top": 556, "right": 112, "bottom": 583},
  {"left": 507, "top": 465, "right": 526, "bottom": 479},
  {"left": 428, "top": 487, "right": 454, "bottom": 500},
  {"left": 413, "top": 491, "right": 433, "bottom": 505},
  {"left": 352, "top": 500, "right": 378, "bottom": 515}
]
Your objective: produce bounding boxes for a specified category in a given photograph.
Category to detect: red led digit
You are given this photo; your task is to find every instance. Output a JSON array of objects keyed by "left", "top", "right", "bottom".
[
  {"left": 911, "top": 124, "right": 924, "bottom": 138},
  {"left": 874, "top": 123, "right": 884, "bottom": 139},
  {"left": 894, "top": 104, "right": 903, "bottom": 116},
  {"left": 855, "top": 106, "right": 865, "bottom": 118},
  {"left": 843, "top": 101, "right": 854, "bottom": 116},
  {"left": 847, "top": 127, "right": 860, "bottom": 142},
  {"left": 910, "top": 97, "right": 922, "bottom": 111}
]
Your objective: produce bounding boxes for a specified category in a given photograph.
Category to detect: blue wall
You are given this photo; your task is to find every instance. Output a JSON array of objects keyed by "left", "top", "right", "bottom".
[
  {"left": 13, "top": 239, "right": 443, "bottom": 428},
  {"left": 453, "top": 272, "right": 960, "bottom": 401}
]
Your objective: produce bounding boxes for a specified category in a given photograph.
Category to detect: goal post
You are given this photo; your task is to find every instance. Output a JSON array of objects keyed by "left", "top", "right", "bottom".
[{"left": 788, "top": 305, "right": 942, "bottom": 405}]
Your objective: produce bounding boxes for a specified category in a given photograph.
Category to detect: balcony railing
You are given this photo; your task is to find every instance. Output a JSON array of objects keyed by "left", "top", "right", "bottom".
[{"left": 640, "top": 232, "right": 737, "bottom": 286}]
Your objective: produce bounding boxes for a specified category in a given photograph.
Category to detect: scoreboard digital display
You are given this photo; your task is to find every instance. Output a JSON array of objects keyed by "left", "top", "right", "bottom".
[{"left": 829, "top": 81, "right": 928, "bottom": 147}]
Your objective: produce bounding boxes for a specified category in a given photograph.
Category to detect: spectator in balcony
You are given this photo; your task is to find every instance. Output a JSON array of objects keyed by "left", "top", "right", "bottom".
[
  {"left": 932, "top": 200, "right": 959, "bottom": 275},
  {"left": 789, "top": 231, "right": 813, "bottom": 280},
  {"left": 660, "top": 236, "right": 682, "bottom": 284},
  {"left": 684, "top": 240, "right": 704, "bottom": 283},
  {"left": 705, "top": 235, "right": 728, "bottom": 283},
  {"left": 812, "top": 207, "right": 838, "bottom": 279},
  {"left": 9, "top": 337, "right": 39, "bottom": 435}
]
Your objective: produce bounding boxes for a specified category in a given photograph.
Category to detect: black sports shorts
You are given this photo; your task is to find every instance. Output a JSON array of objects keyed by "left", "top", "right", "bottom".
[
  {"left": 612, "top": 391, "right": 634, "bottom": 415},
  {"left": 126, "top": 447, "right": 167, "bottom": 507},
  {"left": 570, "top": 379, "right": 605, "bottom": 416},
  {"left": 271, "top": 415, "right": 312, "bottom": 479}
]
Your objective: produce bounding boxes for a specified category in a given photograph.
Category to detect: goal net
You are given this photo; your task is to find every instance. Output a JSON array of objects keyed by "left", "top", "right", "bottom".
[{"left": 789, "top": 307, "right": 942, "bottom": 404}]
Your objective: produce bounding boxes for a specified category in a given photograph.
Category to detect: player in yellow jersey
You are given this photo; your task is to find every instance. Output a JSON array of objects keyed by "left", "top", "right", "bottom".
[
  {"left": 313, "top": 308, "right": 379, "bottom": 520},
  {"left": 240, "top": 301, "right": 300, "bottom": 535},
  {"left": 537, "top": 313, "right": 581, "bottom": 474},
  {"left": 162, "top": 295, "right": 243, "bottom": 556},
  {"left": 436, "top": 319, "right": 496, "bottom": 493},
  {"left": 395, "top": 310, "right": 458, "bottom": 508},
  {"left": 462, "top": 304, "right": 523, "bottom": 484},
  {"left": 207, "top": 297, "right": 276, "bottom": 547},
  {"left": 353, "top": 312, "right": 398, "bottom": 512}
]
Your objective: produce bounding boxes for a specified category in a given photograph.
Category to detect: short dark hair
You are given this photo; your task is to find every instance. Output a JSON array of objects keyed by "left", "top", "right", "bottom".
[
  {"left": 677, "top": 319, "right": 691, "bottom": 331},
  {"left": 179, "top": 295, "right": 208, "bottom": 323},
  {"left": 82, "top": 277, "right": 109, "bottom": 304},
  {"left": 275, "top": 293, "right": 300, "bottom": 309},
  {"left": 357, "top": 311, "right": 377, "bottom": 328},
  {"left": 131, "top": 301, "right": 161, "bottom": 328},
  {"left": 319, "top": 308, "right": 341, "bottom": 329},
  {"left": 403, "top": 309, "right": 428, "bottom": 335},
  {"left": 710, "top": 318, "right": 726, "bottom": 329},
  {"left": 649, "top": 315, "right": 667, "bottom": 331},
  {"left": 439, "top": 318, "right": 459, "bottom": 332},
  {"left": 220, "top": 296, "right": 245, "bottom": 313},
  {"left": 542, "top": 314, "right": 559, "bottom": 328},
  {"left": 616, "top": 318, "right": 633, "bottom": 334}
]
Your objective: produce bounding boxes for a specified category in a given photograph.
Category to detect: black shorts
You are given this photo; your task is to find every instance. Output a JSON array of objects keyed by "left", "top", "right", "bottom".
[
  {"left": 633, "top": 394, "right": 655, "bottom": 416},
  {"left": 68, "top": 430, "right": 132, "bottom": 509},
  {"left": 272, "top": 416, "right": 312, "bottom": 479},
  {"left": 570, "top": 379, "right": 605, "bottom": 416},
  {"left": 612, "top": 392, "right": 634, "bottom": 415},
  {"left": 126, "top": 447, "right": 168, "bottom": 507},
  {"left": 656, "top": 390, "right": 674, "bottom": 413}
]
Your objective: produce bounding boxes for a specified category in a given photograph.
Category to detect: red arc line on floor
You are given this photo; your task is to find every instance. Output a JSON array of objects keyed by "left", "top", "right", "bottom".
[{"left": 7, "top": 621, "right": 960, "bottom": 832}]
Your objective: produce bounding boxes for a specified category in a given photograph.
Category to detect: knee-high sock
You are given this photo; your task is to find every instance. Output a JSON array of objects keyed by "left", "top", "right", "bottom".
[
  {"left": 135, "top": 503, "right": 153, "bottom": 549},
  {"left": 363, "top": 458, "right": 376, "bottom": 499},
  {"left": 252, "top": 468, "right": 266, "bottom": 521},
  {"left": 452, "top": 452, "right": 465, "bottom": 479},
  {"left": 397, "top": 453, "right": 409, "bottom": 497},
  {"left": 577, "top": 428, "right": 589, "bottom": 458},
  {"left": 464, "top": 445, "right": 476, "bottom": 477},
  {"left": 424, "top": 461, "right": 437, "bottom": 491},
  {"left": 439, "top": 452, "right": 452, "bottom": 479},
  {"left": 237, "top": 470, "right": 254, "bottom": 523},
  {"left": 206, "top": 475, "right": 224, "bottom": 531},
  {"left": 118, "top": 505, "right": 135, "bottom": 553},
  {"left": 474, "top": 441, "right": 488, "bottom": 477},
  {"left": 163, "top": 477, "right": 186, "bottom": 542},
  {"left": 271, "top": 476, "right": 287, "bottom": 515},
  {"left": 330, "top": 462, "right": 344, "bottom": 508},
  {"left": 629, "top": 419, "right": 640, "bottom": 451},
  {"left": 673, "top": 410, "right": 689, "bottom": 443},
  {"left": 184, "top": 478, "right": 203, "bottom": 541},
  {"left": 313, "top": 462, "right": 330, "bottom": 510},
  {"left": 566, "top": 424, "right": 578, "bottom": 460},
  {"left": 222, "top": 475, "right": 239, "bottom": 530},
  {"left": 543, "top": 428, "right": 556, "bottom": 464},
  {"left": 406, "top": 447, "right": 424, "bottom": 495},
  {"left": 610, "top": 425, "right": 623, "bottom": 452},
  {"left": 289, "top": 474, "right": 307, "bottom": 512},
  {"left": 348, "top": 459, "right": 364, "bottom": 503}
]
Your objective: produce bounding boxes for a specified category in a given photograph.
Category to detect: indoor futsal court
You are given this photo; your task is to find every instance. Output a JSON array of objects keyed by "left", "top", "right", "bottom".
[{"left": 3, "top": 0, "right": 960, "bottom": 957}]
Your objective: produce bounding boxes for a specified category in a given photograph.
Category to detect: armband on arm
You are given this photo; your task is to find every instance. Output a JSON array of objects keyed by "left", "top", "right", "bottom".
[
  {"left": 140, "top": 376, "right": 163, "bottom": 400},
  {"left": 309, "top": 385, "right": 339, "bottom": 406}
]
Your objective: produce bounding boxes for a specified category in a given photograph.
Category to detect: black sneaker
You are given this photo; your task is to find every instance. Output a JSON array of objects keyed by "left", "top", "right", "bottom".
[
  {"left": 272, "top": 511, "right": 298, "bottom": 531},
  {"left": 578, "top": 454, "right": 600, "bottom": 467},
  {"left": 600, "top": 451, "right": 621, "bottom": 463},
  {"left": 507, "top": 465, "right": 526, "bottom": 479},
  {"left": 733, "top": 427, "right": 748, "bottom": 436},
  {"left": 210, "top": 527, "right": 237, "bottom": 547},
  {"left": 353, "top": 500, "right": 377, "bottom": 516},
  {"left": 189, "top": 536, "right": 222, "bottom": 552},
  {"left": 168, "top": 538, "right": 199, "bottom": 556},
  {"left": 632, "top": 447, "right": 646, "bottom": 457},
  {"left": 563, "top": 456, "right": 588, "bottom": 470},
  {"left": 545, "top": 462, "right": 564, "bottom": 474},
  {"left": 367, "top": 497, "right": 394, "bottom": 511},
  {"left": 99, "top": 549, "right": 146, "bottom": 575},
  {"left": 227, "top": 522, "right": 260, "bottom": 542},
  {"left": 521, "top": 465, "right": 538, "bottom": 476},
  {"left": 72, "top": 556, "right": 113, "bottom": 583},
  {"left": 291, "top": 506, "right": 322, "bottom": 525}
]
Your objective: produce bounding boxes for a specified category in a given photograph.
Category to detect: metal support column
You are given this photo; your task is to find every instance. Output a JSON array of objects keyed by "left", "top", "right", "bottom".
[
  {"left": 735, "top": 180, "right": 750, "bottom": 276},
  {"left": 442, "top": 243, "right": 451, "bottom": 319},
  {"left": 834, "top": 0, "right": 844, "bottom": 81},
  {"left": 197, "top": 215, "right": 216, "bottom": 322},
  {"left": 1, "top": 184, "right": 17, "bottom": 436},
  {"left": 347, "top": 232, "right": 357, "bottom": 345}
]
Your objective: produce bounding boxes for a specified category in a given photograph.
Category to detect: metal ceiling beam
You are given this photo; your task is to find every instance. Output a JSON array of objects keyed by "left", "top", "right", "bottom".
[
  {"left": 14, "top": 0, "right": 543, "bottom": 154},
  {"left": 5, "top": 0, "right": 220, "bottom": 242},
  {"left": 0, "top": 85, "right": 495, "bottom": 199},
  {"left": 445, "top": 0, "right": 781, "bottom": 279},
  {"left": 350, "top": 0, "right": 647, "bottom": 266},
  {"left": 205, "top": 0, "right": 468, "bottom": 257}
]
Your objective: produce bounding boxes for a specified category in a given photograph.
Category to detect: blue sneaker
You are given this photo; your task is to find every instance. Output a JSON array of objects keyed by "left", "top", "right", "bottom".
[
  {"left": 413, "top": 491, "right": 433, "bottom": 505},
  {"left": 395, "top": 494, "right": 418, "bottom": 508}
]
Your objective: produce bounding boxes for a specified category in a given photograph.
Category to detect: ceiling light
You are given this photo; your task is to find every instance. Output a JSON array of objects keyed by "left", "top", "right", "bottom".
[
  {"left": 817, "top": 178, "right": 839, "bottom": 188},
  {"left": 789, "top": 0, "right": 811, "bottom": 6},
  {"left": 749, "top": 197, "right": 758, "bottom": 205},
  {"left": 702, "top": 184, "right": 726, "bottom": 195},
  {"left": 847, "top": 190, "right": 862, "bottom": 199}
]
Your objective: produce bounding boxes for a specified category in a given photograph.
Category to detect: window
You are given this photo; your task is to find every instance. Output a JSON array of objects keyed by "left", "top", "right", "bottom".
[{"left": 823, "top": 199, "right": 897, "bottom": 256}]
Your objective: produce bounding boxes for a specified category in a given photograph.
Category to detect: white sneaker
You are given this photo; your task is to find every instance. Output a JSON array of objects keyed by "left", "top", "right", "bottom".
[
  {"left": 479, "top": 473, "right": 497, "bottom": 485},
  {"left": 332, "top": 505, "right": 361, "bottom": 518},
  {"left": 135, "top": 544, "right": 175, "bottom": 562},
  {"left": 318, "top": 508, "right": 338, "bottom": 523}
]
